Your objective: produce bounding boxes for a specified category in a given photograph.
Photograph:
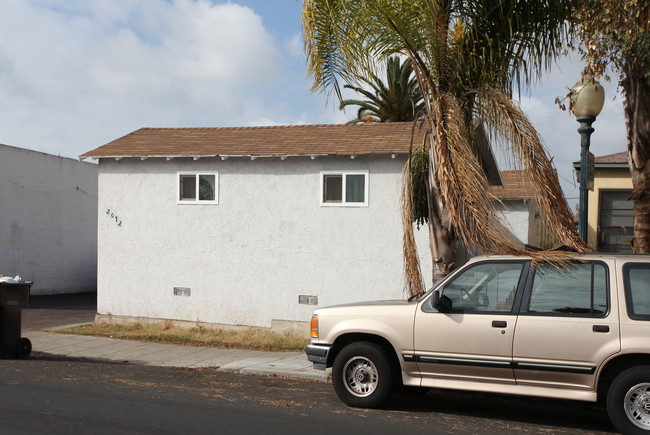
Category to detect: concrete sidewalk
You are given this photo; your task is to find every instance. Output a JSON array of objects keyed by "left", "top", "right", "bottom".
[
  {"left": 23, "top": 330, "right": 330, "bottom": 382},
  {"left": 20, "top": 293, "right": 329, "bottom": 381}
]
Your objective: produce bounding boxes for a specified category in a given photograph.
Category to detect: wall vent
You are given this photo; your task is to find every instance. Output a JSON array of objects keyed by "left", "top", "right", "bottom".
[
  {"left": 299, "top": 295, "right": 318, "bottom": 305},
  {"left": 174, "top": 287, "right": 191, "bottom": 297}
]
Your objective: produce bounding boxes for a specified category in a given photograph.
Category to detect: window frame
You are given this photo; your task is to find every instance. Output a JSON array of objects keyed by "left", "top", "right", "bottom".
[
  {"left": 177, "top": 171, "right": 219, "bottom": 205},
  {"left": 319, "top": 170, "right": 369, "bottom": 207},
  {"left": 520, "top": 260, "right": 610, "bottom": 318},
  {"left": 623, "top": 262, "right": 650, "bottom": 321},
  {"left": 597, "top": 189, "right": 633, "bottom": 252}
]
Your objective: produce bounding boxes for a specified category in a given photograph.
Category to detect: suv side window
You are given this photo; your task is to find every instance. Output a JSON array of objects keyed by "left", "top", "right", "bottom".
[
  {"left": 623, "top": 263, "right": 650, "bottom": 320},
  {"left": 525, "top": 262, "right": 608, "bottom": 316},
  {"left": 441, "top": 262, "right": 524, "bottom": 312}
]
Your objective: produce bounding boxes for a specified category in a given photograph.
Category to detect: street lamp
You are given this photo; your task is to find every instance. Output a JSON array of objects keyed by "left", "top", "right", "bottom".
[{"left": 571, "top": 75, "right": 605, "bottom": 244}]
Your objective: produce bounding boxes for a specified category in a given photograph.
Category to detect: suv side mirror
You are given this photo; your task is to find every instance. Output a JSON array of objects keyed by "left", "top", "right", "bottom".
[{"left": 432, "top": 290, "right": 452, "bottom": 312}]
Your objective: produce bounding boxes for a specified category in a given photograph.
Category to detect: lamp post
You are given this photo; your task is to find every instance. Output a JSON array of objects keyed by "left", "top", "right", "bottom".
[{"left": 571, "top": 76, "right": 605, "bottom": 244}]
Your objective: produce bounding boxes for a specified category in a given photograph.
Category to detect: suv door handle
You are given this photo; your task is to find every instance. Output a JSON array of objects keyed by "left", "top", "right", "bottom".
[
  {"left": 593, "top": 325, "right": 610, "bottom": 333},
  {"left": 492, "top": 321, "right": 507, "bottom": 328}
]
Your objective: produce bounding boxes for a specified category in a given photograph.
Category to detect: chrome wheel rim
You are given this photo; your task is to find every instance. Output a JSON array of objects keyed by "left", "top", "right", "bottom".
[
  {"left": 342, "top": 356, "right": 378, "bottom": 397},
  {"left": 624, "top": 382, "right": 650, "bottom": 429}
]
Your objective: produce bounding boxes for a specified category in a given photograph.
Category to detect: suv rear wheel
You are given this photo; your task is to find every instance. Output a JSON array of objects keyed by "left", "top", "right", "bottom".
[
  {"left": 332, "top": 342, "right": 394, "bottom": 408},
  {"left": 607, "top": 366, "right": 650, "bottom": 434}
]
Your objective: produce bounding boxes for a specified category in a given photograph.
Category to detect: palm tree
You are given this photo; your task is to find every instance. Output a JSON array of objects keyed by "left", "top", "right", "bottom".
[
  {"left": 339, "top": 56, "right": 425, "bottom": 123},
  {"left": 303, "top": 0, "right": 585, "bottom": 294}
]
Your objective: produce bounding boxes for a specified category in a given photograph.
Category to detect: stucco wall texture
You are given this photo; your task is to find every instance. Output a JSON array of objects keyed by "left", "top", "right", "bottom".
[
  {"left": 0, "top": 145, "right": 97, "bottom": 295},
  {"left": 97, "top": 155, "right": 432, "bottom": 329}
]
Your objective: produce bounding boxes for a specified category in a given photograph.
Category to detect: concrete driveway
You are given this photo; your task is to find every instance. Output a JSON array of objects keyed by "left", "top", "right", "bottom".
[{"left": 22, "top": 292, "right": 96, "bottom": 330}]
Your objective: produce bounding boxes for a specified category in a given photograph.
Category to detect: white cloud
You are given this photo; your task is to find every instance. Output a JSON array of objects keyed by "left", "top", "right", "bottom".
[
  {"left": 286, "top": 32, "right": 303, "bottom": 58},
  {"left": 165, "top": 1, "right": 282, "bottom": 84},
  {"left": 0, "top": 0, "right": 295, "bottom": 158},
  {"left": 246, "top": 117, "right": 281, "bottom": 127}
]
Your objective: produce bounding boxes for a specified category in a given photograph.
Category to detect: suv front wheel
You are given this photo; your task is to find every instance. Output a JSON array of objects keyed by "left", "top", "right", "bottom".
[
  {"left": 332, "top": 342, "right": 394, "bottom": 408},
  {"left": 607, "top": 366, "right": 650, "bottom": 434}
]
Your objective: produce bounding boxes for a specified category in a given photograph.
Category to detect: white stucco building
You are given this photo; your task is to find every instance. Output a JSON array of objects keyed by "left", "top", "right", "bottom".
[
  {"left": 81, "top": 123, "right": 541, "bottom": 333},
  {"left": 0, "top": 144, "right": 98, "bottom": 295}
]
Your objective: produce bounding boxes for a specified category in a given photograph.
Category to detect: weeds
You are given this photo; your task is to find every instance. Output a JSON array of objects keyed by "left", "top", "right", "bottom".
[{"left": 54, "top": 322, "right": 310, "bottom": 352}]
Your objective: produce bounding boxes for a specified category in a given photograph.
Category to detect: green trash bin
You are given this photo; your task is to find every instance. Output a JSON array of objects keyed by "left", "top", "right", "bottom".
[{"left": 0, "top": 281, "right": 32, "bottom": 358}]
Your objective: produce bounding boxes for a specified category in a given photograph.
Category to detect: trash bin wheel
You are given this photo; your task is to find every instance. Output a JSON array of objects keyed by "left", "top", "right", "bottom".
[{"left": 16, "top": 337, "right": 31, "bottom": 358}]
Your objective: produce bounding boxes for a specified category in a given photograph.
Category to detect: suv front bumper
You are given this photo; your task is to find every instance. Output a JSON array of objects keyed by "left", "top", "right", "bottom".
[{"left": 306, "top": 344, "right": 332, "bottom": 370}]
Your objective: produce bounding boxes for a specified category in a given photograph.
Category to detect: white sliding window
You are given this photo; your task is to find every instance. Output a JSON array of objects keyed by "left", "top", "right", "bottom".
[
  {"left": 320, "top": 171, "right": 368, "bottom": 207},
  {"left": 178, "top": 172, "right": 218, "bottom": 204}
]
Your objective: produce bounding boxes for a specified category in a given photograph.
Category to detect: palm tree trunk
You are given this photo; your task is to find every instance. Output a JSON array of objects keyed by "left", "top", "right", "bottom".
[
  {"left": 624, "top": 72, "right": 650, "bottom": 253},
  {"left": 426, "top": 141, "right": 456, "bottom": 283}
]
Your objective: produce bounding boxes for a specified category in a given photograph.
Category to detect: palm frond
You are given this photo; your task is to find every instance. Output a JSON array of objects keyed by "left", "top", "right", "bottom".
[
  {"left": 431, "top": 93, "right": 526, "bottom": 256},
  {"left": 471, "top": 87, "right": 587, "bottom": 251},
  {"left": 401, "top": 121, "right": 429, "bottom": 297},
  {"left": 400, "top": 90, "right": 585, "bottom": 295},
  {"left": 339, "top": 56, "right": 425, "bottom": 122}
]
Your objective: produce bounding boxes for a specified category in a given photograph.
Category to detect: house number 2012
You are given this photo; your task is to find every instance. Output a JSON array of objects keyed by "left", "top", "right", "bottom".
[{"left": 106, "top": 209, "right": 123, "bottom": 227}]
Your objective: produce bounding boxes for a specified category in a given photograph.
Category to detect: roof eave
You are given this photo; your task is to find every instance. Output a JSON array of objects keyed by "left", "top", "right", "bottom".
[
  {"left": 572, "top": 162, "right": 629, "bottom": 169},
  {"left": 80, "top": 152, "right": 406, "bottom": 161}
]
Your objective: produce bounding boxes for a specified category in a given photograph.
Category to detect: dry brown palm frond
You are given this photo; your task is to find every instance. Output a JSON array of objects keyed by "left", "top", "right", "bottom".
[
  {"left": 401, "top": 88, "right": 585, "bottom": 296},
  {"left": 433, "top": 91, "right": 586, "bottom": 267},
  {"left": 402, "top": 94, "right": 582, "bottom": 295},
  {"left": 471, "top": 87, "right": 589, "bottom": 253},
  {"left": 432, "top": 93, "right": 530, "bottom": 257},
  {"left": 401, "top": 121, "right": 427, "bottom": 297}
]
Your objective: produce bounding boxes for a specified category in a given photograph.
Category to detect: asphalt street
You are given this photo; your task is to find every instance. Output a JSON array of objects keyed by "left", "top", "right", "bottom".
[{"left": 0, "top": 356, "right": 616, "bottom": 435}]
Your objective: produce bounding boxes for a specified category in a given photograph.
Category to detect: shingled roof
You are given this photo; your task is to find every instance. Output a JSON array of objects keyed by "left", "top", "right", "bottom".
[
  {"left": 594, "top": 151, "right": 628, "bottom": 165},
  {"left": 80, "top": 122, "right": 428, "bottom": 160},
  {"left": 489, "top": 170, "right": 537, "bottom": 199},
  {"left": 572, "top": 150, "right": 629, "bottom": 169}
]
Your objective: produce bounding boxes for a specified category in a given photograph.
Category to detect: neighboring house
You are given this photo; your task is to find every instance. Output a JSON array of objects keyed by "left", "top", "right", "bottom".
[
  {"left": 81, "top": 123, "right": 541, "bottom": 333},
  {"left": 0, "top": 144, "right": 98, "bottom": 295},
  {"left": 575, "top": 151, "right": 633, "bottom": 252},
  {"left": 490, "top": 170, "right": 550, "bottom": 248}
]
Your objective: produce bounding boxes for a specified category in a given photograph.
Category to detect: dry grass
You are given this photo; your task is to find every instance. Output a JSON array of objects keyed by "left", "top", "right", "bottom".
[{"left": 54, "top": 321, "right": 310, "bottom": 352}]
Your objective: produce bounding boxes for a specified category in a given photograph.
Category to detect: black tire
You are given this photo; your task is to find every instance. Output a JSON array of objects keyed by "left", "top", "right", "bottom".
[
  {"left": 16, "top": 337, "right": 31, "bottom": 358},
  {"left": 332, "top": 341, "right": 395, "bottom": 408},
  {"left": 607, "top": 366, "right": 650, "bottom": 434}
]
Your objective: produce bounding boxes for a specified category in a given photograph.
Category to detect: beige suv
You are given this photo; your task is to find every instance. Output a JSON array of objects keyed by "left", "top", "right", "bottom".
[{"left": 306, "top": 254, "right": 650, "bottom": 434}]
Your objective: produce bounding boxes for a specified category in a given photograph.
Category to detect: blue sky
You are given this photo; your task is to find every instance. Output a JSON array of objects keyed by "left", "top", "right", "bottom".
[{"left": 1, "top": 0, "right": 627, "bottom": 208}]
